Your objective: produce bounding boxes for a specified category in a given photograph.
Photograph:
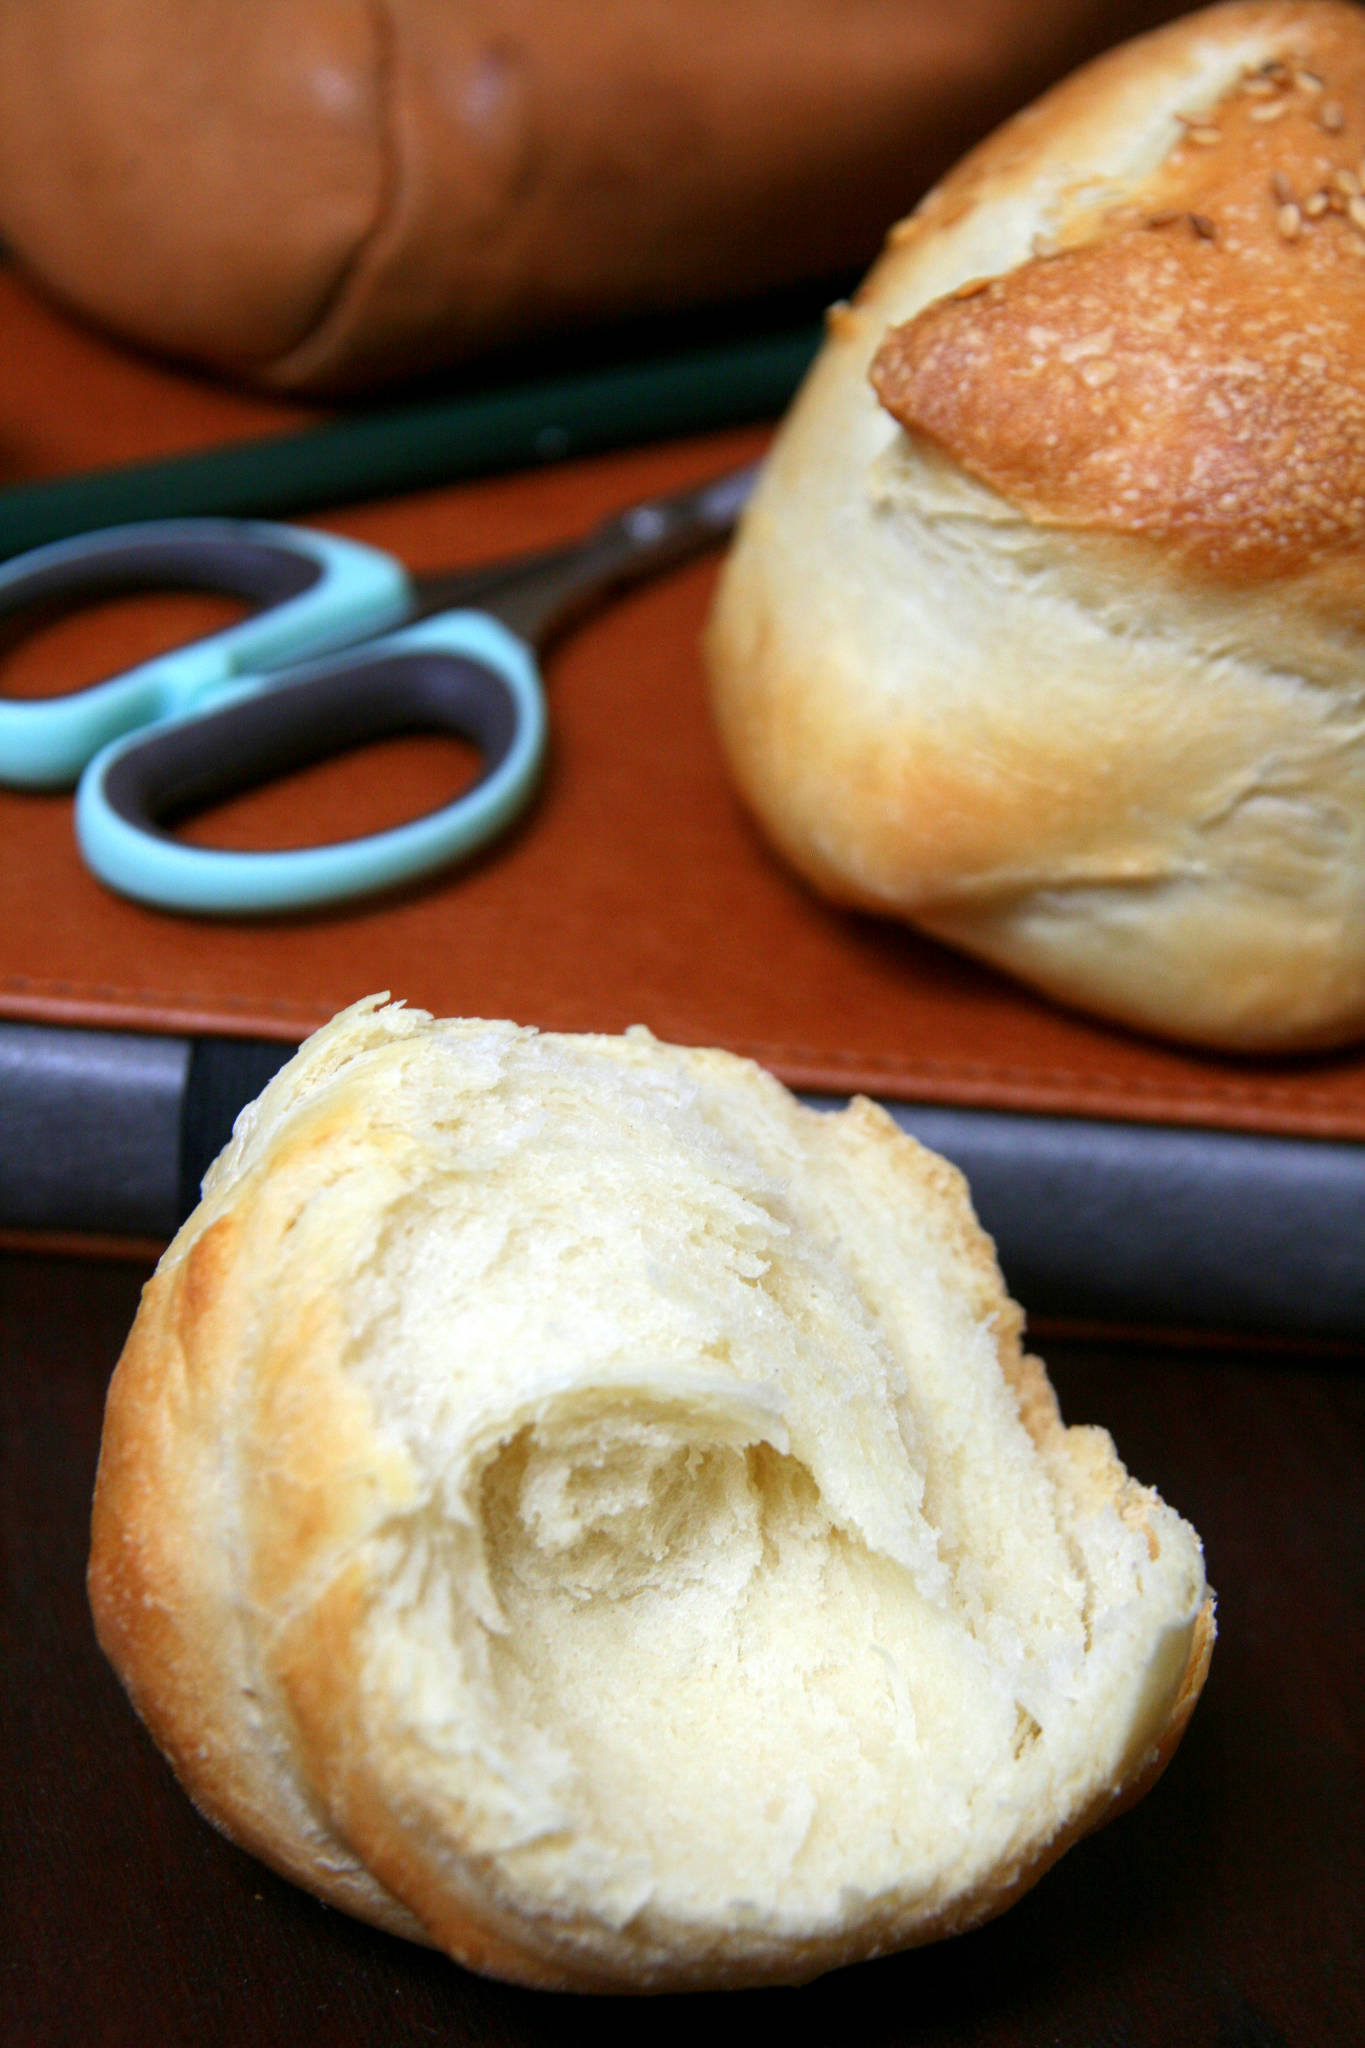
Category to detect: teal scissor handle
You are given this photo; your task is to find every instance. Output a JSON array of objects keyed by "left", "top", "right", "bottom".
[
  {"left": 0, "top": 517, "right": 412, "bottom": 788},
  {"left": 72, "top": 612, "right": 547, "bottom": 915},
  {"left": 1, "top": 464, "right": 758, "bottom": 914}
]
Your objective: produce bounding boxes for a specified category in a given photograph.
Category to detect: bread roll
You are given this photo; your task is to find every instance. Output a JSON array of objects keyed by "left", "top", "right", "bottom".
[
  {"left": 0, "top": 2, "right": 1185, "bottom": 393},
  {"left": 707, "top": 1, "right": 1365, "bottom": 1052},
  {"left": 89, "top": 996, "right": 1212, "bottom": 1993}
]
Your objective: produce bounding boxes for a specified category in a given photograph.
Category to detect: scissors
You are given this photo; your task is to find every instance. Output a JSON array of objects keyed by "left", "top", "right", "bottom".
[{"left": 0, "top": 462, "right": 758, "bottom": 914}]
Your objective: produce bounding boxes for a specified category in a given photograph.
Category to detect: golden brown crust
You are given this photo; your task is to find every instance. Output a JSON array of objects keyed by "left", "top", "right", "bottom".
[
  {"left": 89, "top": 1210, "right": 433, "bottom": 1946},
  {"left": 871, "top": 2, "right": 1365, "bottom": 584}
]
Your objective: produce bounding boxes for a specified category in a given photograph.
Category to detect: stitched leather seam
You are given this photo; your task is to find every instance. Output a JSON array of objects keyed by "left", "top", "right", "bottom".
[
  {"left": 736, "top": 1035, "right": 1350, "bottom": 1108},
  {"left": 4, "top": 974, "right": 1362, "bottom": 1123},
  {"left": 1, "top": 974, "right": 322, "bottom": 1028}
]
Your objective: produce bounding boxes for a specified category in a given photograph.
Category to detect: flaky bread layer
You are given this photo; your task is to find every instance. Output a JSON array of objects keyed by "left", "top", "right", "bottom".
[{"left": 91, "top": 997, "right": 1212, "bottom": 1991}]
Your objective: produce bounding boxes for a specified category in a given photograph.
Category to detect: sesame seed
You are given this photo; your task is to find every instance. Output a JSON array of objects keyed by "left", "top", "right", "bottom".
[
  {"left": 1333, "top": 167, "right": 1361, "bottom": 194},
  {"left": 1277, "top": 201, "right": 1303, "bottom": 238},
  {"left": 1295, "top": 69, "right": 1325, "bottom": 93},
  {"left": 1243, "top": 74, "right": 1277, "bottom": 96},
  {"left": 1190, "top": 212, "right": 1218, "bottom": 240},
  {"left": 1251, "top": 99, "right": 1291, "bottom": 122},
  {"left": 1320, "top": 101, "right": 1346, "bottom": 132},
  {"left": 1350, "top": 195, "right": 1365, "bottom": 232},
  {"left": 1187, "top": 124, "right": 1222, "bottom": 146},
  {"left": 1272, "top": 171, "right": 1297, "bottom": 203},
  {"left": 1305, "top": 190, "right": 1330, "bottom": 216}
]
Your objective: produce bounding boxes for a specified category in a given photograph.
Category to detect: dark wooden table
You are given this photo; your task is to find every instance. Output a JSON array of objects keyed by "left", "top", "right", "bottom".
[{"left": 4, "top": 1248, "right": 1362, "bottom": 2047}]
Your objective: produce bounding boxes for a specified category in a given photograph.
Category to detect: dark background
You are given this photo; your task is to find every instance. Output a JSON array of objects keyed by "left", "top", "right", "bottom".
[{"left": 4, "top": 1249, "right": 1361, "bottom": 2048}]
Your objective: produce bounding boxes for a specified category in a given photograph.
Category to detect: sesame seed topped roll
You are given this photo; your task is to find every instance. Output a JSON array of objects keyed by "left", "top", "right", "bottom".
[{"left": 708, "top": 2, "right": 1365, "bottom": 1052}]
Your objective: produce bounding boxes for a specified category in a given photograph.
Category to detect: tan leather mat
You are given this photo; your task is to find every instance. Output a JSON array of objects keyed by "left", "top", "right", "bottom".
[{"left": 4, "top": 266, "right": 1365, "bottom": 1141}]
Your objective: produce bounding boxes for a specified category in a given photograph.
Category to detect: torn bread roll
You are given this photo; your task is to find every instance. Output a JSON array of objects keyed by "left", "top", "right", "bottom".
[
  {"left": 89, "top": 997, "right": 1212, "bottom": 1994},
  {"left": 707, "top": 1, "right": 1365, "bottom": 1052}
]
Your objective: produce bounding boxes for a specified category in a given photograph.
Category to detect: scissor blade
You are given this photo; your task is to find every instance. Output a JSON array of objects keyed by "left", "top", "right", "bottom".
[{"left": 410, "top": 460, "right": 762, "bottom": 650}]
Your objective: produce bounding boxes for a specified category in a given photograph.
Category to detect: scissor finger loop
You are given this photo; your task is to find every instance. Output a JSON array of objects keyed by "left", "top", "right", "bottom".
[
  {"left": 75, "top": 614, "right": 548, "bottom": 916},
  {"left": 0, "top": 519, "right": 412, "bottom": 789},
  {"left": 0, "top": 463, "right": 758, "bottom": 912},
  {"left": 0, "top": 521, "right": 322, "bottom": 615}
]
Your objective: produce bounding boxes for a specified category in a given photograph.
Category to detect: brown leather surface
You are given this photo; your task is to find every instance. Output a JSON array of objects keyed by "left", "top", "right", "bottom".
[
  {"left": 0, "top": 0, "right": 1194, "bottom": 393},
  {"left": 0, "top": 267, "right": 322, "bottom": 480},
  {"left": 5, "top": 267, "right": 1365, "bottom": 1140}
]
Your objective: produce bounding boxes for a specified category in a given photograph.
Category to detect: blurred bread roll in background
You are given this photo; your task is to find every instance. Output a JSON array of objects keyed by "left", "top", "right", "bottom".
[
  {"left": 0, "top": 1, "right": 1186, "bottom": 392},
  {"left": 89, "top": 998, "right": 1212, "bottom": 1993},
  {"left": 707, "top": 1, "right": 1365, "bottom": 1052}
]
